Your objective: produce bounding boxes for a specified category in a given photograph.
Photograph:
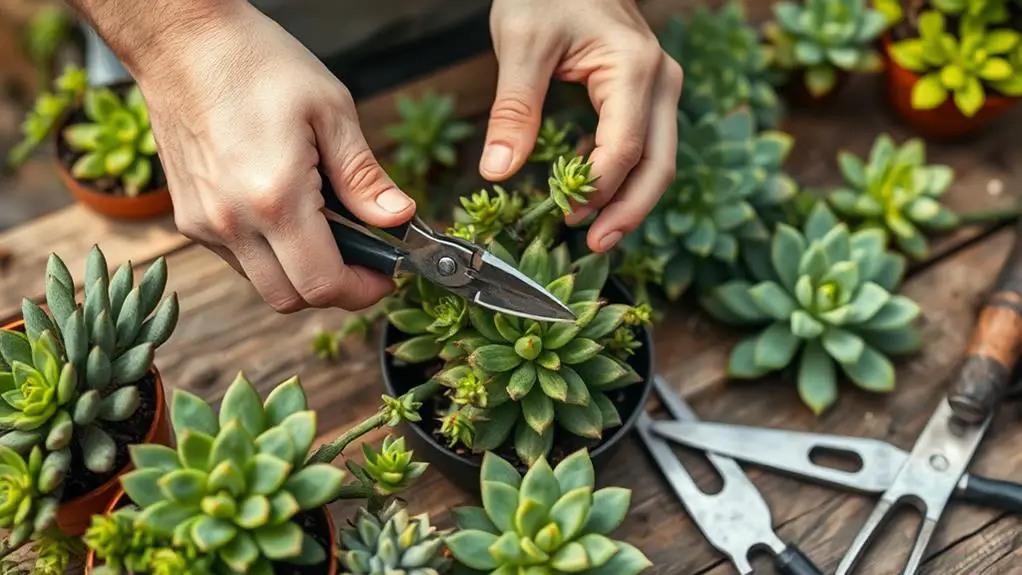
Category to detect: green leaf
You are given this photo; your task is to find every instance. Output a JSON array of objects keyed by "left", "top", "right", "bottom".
[
  {"left": 248, "top": 453, "right": 291, "bottom": 495},
  {"left": 471, "top": 402, "right": 518, "bottom": 452},
  {"left": 480, "top": 449, "right": 522, "bottom": 487},
  {"left": 555, "top": 400, "right": 603, "bottom": 439},
  {"left": 573, "top": 252, "right": 610, "bottom": 296},
  {"left": 235, "top": 496, "right": 271, "bottom": 529},
  {"left": 684, "top": 217, "right": 717, "bottom": 256},
  {"left": 552, "top": 448, "right": 595, "bottom": 492},
  {"left": 138, "top": 500, "right": 199, "bottom": 538},
  {"left": 572, "top": 355, "right": 632, "bottom": 388},
  {"left": 81, "top": 425, "right": 117, "bottom": 473},
  {"left": 558, "top": 339, "right": 604, "bottom": 365},
  {"left": 470, "top": 345, "right": 522, "bottom": 372},
  {"left": 577, "top": 533, "right": 619, "bottom": 567},
  {"left": 578, "top": 304, "right": 629, "bottom": 340},
  {"left": 507, "top": 362, "right": 538, "bottom": 400},
  {"left": 728, "top": 336, "right": 773, "bottom": 378},
  {"left": 129, "top": 443, "right": 180, "bottom": 472},
  {"left": 805, "top": 65, "right": 837, "bottom": 97},
  {"left": 748, "top": 281, "right": 797, "bottom": 320},
  {"left": 262, "top": 376, "right": 307, "bottom": 426},
  {"left": 111, "top": 343, "right": 153, "bottom": 385},
  {"left": 445, "top": 530, "right": 500, "bottom": 570},
  {"left": 514, "top": 422, "right": 554, "bottom": 467},
  {"left": 753, "top": 322, "right": 801, "bottom": 370},
  {"left": 120, "top": 468, "right": 164, "bottom": 508},
  {"left": 520, "top": 239, "right": 551, "bottom": 286},
  {"left": 583, "top": 486, "right": 631, "bottom": 534},
  {"left": 208, "top": 460, "right": 247, "bottom": 497},
  {"left": 481, "top": 479, "right": 519, "bottom": 533},
  {"left": 544, "top": 322, "right": 582, "bottom": 350},
  {"left": 798, "top": 340, "right": 838, "bottom": 415},
  {"left": 171, "top": 389, "right": 218, "bottom": 437},
  {"left": 387, "top": 309, "right": 433, "bottom": 334},
  {"left": 494, "top": 314, "right": 522, "bottom": 342},
  {"left": 220, "top": 373, "right": 267, "bottom": 437},
  {"left": 838, "top": 152, "right": 867, "bottom": 188},
  {"left": 790, "top": 309, "right": 824, "bottom": 339},
  {"left": 452, "top": 506, "right": 499, "bottom": 534},
  {"left": 253, "top": 522, "right": 304, "bottom": 560},
  {"left": 283, "top": 464, "right": 345, "bottom": 509},
  {"left": 841, "top": 344, "right": 896, "bottom": 392},
  {"left": 771, "top": 225, "right": 807, "bottom": 290},
  {"left": 861, "top": 296, "right": 920, "bottom": 330},
  {"left": 911, "top": 73, "right": 948, "bottom": 110},
  {"left": 862, "top": 326, "right": 924, "bottom": 355},
  {"left": 522, "top": 389, "right": 555, "bottom": 434},
  {"left": 953, "top": 76, "right": 985, "bottom": 117},
  {"left": 584, "top": 542, "right": 653, "bottom": 575},
  {"left": 711, "top": 281, "right": 770, "bottom": 322},
  {"left": 220, "top": 532, "right": 260, "bottom": 572},
  {"left": 159, "top": 468, "right": 207, "bottom": 505},
  {"left": 386, "top": 334, "right": 443, "bottom": 363},
  {"left": 822, "top": 327, "right": 865, "bottom": 364},
  {"left": 179, "top": 430, "right": 215, "bottom": 471}
]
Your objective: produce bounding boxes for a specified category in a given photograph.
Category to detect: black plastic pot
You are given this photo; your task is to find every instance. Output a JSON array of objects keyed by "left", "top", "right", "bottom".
[{"left": 380, "top": 276, "right": 654, "bottom": 494}]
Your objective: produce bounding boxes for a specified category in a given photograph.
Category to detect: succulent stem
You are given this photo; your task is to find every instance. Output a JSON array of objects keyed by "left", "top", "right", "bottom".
[
  {"left": 516, "top": 197, "right": 557, "bottom": 234},
  {"left": 308, "top": 380, "right": 442, "bottom": 464},
  {"left": 955, "top": 206, "right": 1022, "bottom": 226}
]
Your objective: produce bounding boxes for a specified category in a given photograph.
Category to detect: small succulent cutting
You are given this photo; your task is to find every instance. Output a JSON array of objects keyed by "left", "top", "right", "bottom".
[
  {"left": 703, "top": 202, "right": 922, "bottom": 414},
  {"left": 338, "top": 500, "right": 451, "bottom": 575},
  {"left": 0, "top": 246, "right": 177, "bottom": 501},
  {"left": 659, "top": 1, "right": 785, "bottom": 129},
  {"left": 61, "top": 83, "right": 159, "bottom": 196},
  {"left": 432, "top": 241, "right": 643, "bottom": 466},
  {"left": 448, "top": 186, "right": 526, "bottom": 249},
  {"left": 118, "top": 373, "right": 346, "bottom": 573},
  {"left": 358, "top": 434, "right": 428, "bottom": 497},
  {"left": 628, "top": 107, "right": 796, "bottom": 301},
  {"left": 445, "top": 449, "right": 652, "bottom": 575},
  {"left": 763, "top": 0, "right": 888, "bottom": 97},
  {"left": 6, "top": 64, "right": 87, "bottom": 169},
  {"left": 0, "top": 446, "right": 59, "bottom": 556},
  {"left": 828, "top": 134, "right": 958, "bottom": 258},
  {"left": 530, "top": 118, "right": 576, "bottom": 163},
  {"left": 889, "top": 11, "right": 1022, "bottom": 116}
]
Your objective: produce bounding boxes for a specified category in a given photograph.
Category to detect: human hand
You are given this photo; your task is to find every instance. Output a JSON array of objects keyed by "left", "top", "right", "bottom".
[
  {"left": 485, "top": 0, "right": 683, "bottom": 253},
  {"left": 131, "top": 2, "right": 414, "bottom": 313}
]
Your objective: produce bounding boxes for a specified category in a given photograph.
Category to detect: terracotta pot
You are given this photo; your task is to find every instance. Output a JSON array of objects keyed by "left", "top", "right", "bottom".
[
  {"left": 881, "top": 33, "right": 1018, "bottom": 140},
  {"left": 1, "top": 319, "right": 172, "bottom": 536},
  {"left": 783, "top": 68, "right": 850, "bottom": 109},
  {"left": 50, "top": 82, "right": 173, "bottom": 221},
  {"left": 84, "top": 489, "right": 339, "bottom": 575}
]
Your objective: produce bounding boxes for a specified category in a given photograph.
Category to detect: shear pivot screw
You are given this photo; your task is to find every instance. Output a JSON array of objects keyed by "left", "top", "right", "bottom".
[
  {"left": 929, "top": 454, "right": 949, "bottom": 472},
  {"left": 437, "top": 257, "right": 457, "bottom": 277}
]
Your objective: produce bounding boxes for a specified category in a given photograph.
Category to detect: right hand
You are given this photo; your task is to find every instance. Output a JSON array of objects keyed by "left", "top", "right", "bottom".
[{"left": 132, "top": 2, "right": 415, "bottom": 313}]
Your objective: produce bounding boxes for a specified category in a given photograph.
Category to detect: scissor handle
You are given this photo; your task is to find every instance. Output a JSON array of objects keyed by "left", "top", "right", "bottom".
[
  {"left": 775, "top": 544, "right": 823, "bottom": 575},
  {"left": 949, "top": 217, "right": 1022, "bottom": 423},
  {"left": 318, "top": 166, "right": 409, "bottom": 276},
  {"left": 959, "top": 474, "right": 1022, "bottom": 514}
]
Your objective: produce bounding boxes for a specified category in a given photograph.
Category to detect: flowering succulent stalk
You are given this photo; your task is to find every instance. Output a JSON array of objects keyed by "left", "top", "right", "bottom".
[
  {"left": 828, "top": 135, "right": 958, "bottom": 259},
  {"left": 359, "top": 435, "right": 428, "bottom": 497},
  {"left": 119, "top": 373, "right": 346, "bottom": 573},
  {"left": 6, "top": 64, "right": 87, "bottom": 169},
  {"left": 529, "top": 118, "right": 576, "bottom": 163},
  {"left": 338, "top": 500, "right": 452, "bottom": 575},
  {"left": 445, "top": 449, "right": 652, "bottom": 574},
  {"left": 703, "top": 203, "right": 923, "bottom": 414},
  {"left": 763, "top": 0, "right": 887, "bottom": 97},
  {"left": 659, "top": 1, "right": 785, "bottom": 129},
  {"left": 631, "top": 107, "right": 796, "bottom": 301},
  {"left": 517, "top": 155, "right": 599, "bottom": 233},
  {"left": 889, "top": 11, "right": 1022, "bottom": 116}
]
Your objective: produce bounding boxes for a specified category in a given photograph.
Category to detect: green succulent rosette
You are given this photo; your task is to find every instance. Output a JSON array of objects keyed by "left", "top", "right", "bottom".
[
  {"left": 338, "top": 500, "right": 452, "bottom": 575},
  {"left": 445, "top": 449, "right": 652, "bottom": 575},
  {"left": 360, "top": 434, "right": 428, "bottom": 497},
  {"left": 703, "top": 203, "right": 923, "bottom": 414},
  {"left": 386, "top": 91, "right": 474, "bottom": 179}
]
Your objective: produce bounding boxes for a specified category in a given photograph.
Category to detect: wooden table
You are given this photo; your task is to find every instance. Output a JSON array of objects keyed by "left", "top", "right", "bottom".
[{"left": 4, "top": 9, "right": 1022, "bottom": 575}]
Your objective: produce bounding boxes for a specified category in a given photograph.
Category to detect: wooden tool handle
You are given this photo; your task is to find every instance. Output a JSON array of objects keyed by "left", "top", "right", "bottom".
[{"left": 948, "top": 220, "right": 1022, "bottom": 423}]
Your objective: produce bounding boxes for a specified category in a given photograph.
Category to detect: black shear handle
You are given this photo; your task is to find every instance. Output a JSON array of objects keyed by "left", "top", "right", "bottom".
[
  {"left": 960, "top": 475, "right": 1022, "bottom": 514},
  {"left": 775, "top": 544, "right": 823, "bottom": 575},
  {"left": 317, "top": 166, "right": 410, "bottom": 276}
]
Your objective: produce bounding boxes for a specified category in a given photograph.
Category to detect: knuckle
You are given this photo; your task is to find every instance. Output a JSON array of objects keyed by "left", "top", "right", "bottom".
[
  {"left": 207, "top": 203, "right": 242, "bottom": 241},
  {"left": 299, "top": 280, "right": 346, "bottom": 308},
  {"left": 496, "top": 14, "right": 538, "bottom": 41},
  {"left": 614, "top": 138, "right": 645, "bottom": 169},
  {"left": 637, "top": 42, "right": 664, "bottom": 72},
  {"left": 247, "top": 177, "right": 292, "bottom": 221},
  {"left": 664, "top": 57, "right": 684, "bottom": 92},
  {"left": 489, "top": 95, "right": 536, "bottom": 128},
  {"left": 657, "top": 165, "right": 677, "bottom": 193}
]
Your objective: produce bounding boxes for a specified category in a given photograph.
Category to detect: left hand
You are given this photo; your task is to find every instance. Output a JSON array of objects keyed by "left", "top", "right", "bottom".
[{"left": 483, "top": 0, "right": 683, "bottom": 253}]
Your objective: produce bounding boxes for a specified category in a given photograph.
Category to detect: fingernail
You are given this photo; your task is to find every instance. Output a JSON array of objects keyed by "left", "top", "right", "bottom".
[
  {"left": 376, "top": 189, "right": 413, "bottom": 214},
  {"left": 566, "top": 206, "right": 593, "bottom": 226},
  {"left": 598, "top": 231, "right": 623, "bottom": 252},
  {"left": 481, "top": 143, "right": 513, "bottom": 175}
]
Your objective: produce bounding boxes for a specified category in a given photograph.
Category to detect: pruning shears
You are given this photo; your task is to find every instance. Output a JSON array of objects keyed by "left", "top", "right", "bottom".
[{"left": 316, "top": 167, "right": 576, "bottom": 323}]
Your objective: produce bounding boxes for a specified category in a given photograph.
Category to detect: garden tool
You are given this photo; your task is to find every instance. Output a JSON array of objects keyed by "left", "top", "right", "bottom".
[
  {"left": 636, "top": 375, "right": 823, "bottom": 575},
  {"left": 316, "top": 167, "right": 576, "bottom": 323}
]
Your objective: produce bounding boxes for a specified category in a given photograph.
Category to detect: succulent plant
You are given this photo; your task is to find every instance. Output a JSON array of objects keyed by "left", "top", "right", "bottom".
[
  {"left": 359, "top": 435, "right": 428, "bottom": 497},
  {"left": 445, "top": 449, "right": 652, "bottom": 575},
  {"left": 930, "top": 0, "right": 1016, "bottom": 25},
  {"left": 828, "top": 135, "right": 958, "bottom": 259},
  {"left": 21, "top": 533, "right": 82, "bottom": 575},
  {"left": 338, "top": 500, "right": 452, "bottom": 575},
  {"left": 386, "top": 91, "right": 474, "bottom": 180},
  {"left": 386, "top": 277, "right": 469, "bottom": 364},
  {"left": 889, "top": 11, "right": 1022, "bottom": 116},
  {"left": 6, "top": 64, "right": 87, "bottom": 169},
  {"left": 659, "top": 1, "right": 785, "bottom": 129},
  {"left": 632, "top": 107, "right": 796, "bottom": 301},
  {"left": 763, "top": 0, "right": 887, "bottom": 97},
  {"left": 0, "top": 246, "right": 178, "bottom": 486},
  {"left": 702, "top": 203, "right": 922, "bottom": 414},
  {"left": 0, "top": 446, "right": 58, "bottom": 555},
  {"left": 85, "top": 507, "right": 216, "bottom": 575},
  {"left": 119, "top": 373, "right": 346, "bottom": 573},
  {"left": 438, "top": 405, "right": 476, "bottom": 449},
  {"left": 548, "top": 155, "right": 600, "bottom": 216},
  {"left": 61, "top": 83, "right": 159, "bottom": 196},
  {"left": 530, "top": 118, "right": 576, "bottom": 163},
  {"left": 449, "top": 186, "right": 526, "bottom": 247},
  {"left": 424, "top": 240, "right": 644, "bottom": 466}
]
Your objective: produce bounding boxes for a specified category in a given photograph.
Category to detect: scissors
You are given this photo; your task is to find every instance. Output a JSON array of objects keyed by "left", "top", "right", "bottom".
[
  {"left": 636, "top": 375, "right": 823, "bottom": 575},
  {"left": 316, "top": 167, "right": 576, "bottom": 323}
]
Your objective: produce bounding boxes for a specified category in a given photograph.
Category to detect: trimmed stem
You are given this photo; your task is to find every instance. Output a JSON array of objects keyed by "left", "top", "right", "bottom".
[
  {"left": 517, "top": 198, "right": 557, "bottom": 233},
  {"left": 955, "top": 206, "right": 1022, "bottom": 226},
  {"left": 333, "top": 484, "right": 377, "bottom": 500},
  {"left": 308, "top": 380, "right": 443, "bottom": 464}
]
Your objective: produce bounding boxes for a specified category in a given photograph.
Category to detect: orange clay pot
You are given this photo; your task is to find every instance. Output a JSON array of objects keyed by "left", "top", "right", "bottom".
[
  {"left": 1, "top": 319, "right": 172, "bottom": 536},
  {"left": 882, "top": 33, "right": 1018, "bottom": 140},
  {"left": 84, "top": 490, "right": 340, "bottom": 575},
  {"left": 50, "top": 82, "right": 173, "bottom": 221}
]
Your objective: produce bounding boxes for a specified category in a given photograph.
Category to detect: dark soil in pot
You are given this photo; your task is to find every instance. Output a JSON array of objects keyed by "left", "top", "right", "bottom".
[
  {"left": 380, "top": 276, "right": 654, "bottom": 494},
  {"left": 61, "top": 371, "right": 158, "bottom": 501},
  {"left": 54, "top": 83, "right": 167, "bottom": 198}
]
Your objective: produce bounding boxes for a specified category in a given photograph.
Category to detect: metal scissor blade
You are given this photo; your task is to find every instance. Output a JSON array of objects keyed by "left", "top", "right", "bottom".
[
  {"left": 467, "top": 251, "right": 576, "bottom": 323},
  {"left": 649, "top": 420, "right": 910, "bottom": 494}
]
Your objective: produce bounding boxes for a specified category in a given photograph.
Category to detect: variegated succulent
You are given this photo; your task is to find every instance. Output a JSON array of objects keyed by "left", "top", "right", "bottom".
[
  {"left": 630, "top": 107, "right": 796, "bottom": 301},
  {"left": 828, "top": 135, "right": 958, "bottom": 259},
  {"left": 338, "top": 500, "right": 451, "bottom": 575},
  {"left": 0, "top": 245, "right": 177, "bottom": 493},
  {"left": 426, "top": 240, "right": 644, "bottom": 467},
  {"left": 445, "top": 449, "right": 652, "bottom": 575},
  {"left": 659, "top": 1, "right": 785, "bottom": 129},
  {"left": 118, "top": 373, "right": 345, "bottom": 573},
  {"left": 702, "top": 203, "right": 922, "bottom": 414}
]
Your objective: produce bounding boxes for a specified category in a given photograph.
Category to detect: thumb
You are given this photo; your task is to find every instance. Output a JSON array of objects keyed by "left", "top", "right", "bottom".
[
  {"left": 481, "top": 49, "right": 554, "bottom": 181},
  {"left": 317, "top": 112, "right": 415, "bottom": 228}
]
